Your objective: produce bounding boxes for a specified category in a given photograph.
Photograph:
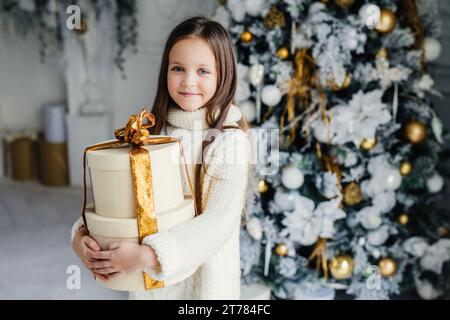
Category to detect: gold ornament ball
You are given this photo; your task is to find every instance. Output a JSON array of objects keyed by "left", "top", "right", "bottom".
[
  {"left": 375, "top": 8, "right": 397, "bottom": 34},
  {"left": 361, "top": 138, "right": 377, "bottom": 151},
  {"left": 329, "top": 254, "right": 354, "bottom": 280},
  {"left": 275, "top": 243, "right": 288, "bottom": 257},
  {"left": 327, "top": 73, "right": 352, "bottom": 91},
  {"left": 400, "top": 161, "right": 413, "bottom": 176},
  {"left": 398, "top": 213, "right": 409, "bottom": 225},
  {"left": 405, "top": 121, "right": 427, "bottom": 144},
  {"left": 240, "top": 31, "right": 253, "bottom": 43},
  {"left": 335, "top": 0, "right": 355, "bottom": 8},
  {"left": 376, "top": 47, "right": 389, "bottom": 60},
  {"left": 258, "top": 179, "right": 269, "bottom": 193},
  {"left": 343, "top": 182, "right": 363, "bottom": 206},
  {"left": 438, "top": 227, "right": 449, "bottom": 237},
  {"left": 378, "top": 257, "right": 398, "bottom": 277},
  {"left": 277, "top": 47, "right": 290, "bottom": 60}
]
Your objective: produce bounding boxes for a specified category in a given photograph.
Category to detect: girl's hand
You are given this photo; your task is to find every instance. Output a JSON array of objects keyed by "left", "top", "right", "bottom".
[
  {"left": 90, "top": 242, "right": 159, "bottom": 280},
  {"left": 72, "top": 226, "right": 110, "bottom": 281}
]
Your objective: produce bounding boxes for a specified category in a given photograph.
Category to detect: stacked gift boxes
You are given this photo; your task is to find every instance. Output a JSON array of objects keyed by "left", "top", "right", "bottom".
[{"left": 85, "top": 138, "right": 197, "bottom": 291}]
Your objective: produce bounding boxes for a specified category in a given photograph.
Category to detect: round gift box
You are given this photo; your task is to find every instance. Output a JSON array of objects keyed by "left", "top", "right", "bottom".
[
  {"left": 85, "top": 196, "right": 197, "bottom": 291},
  {"left": 86, "top": 140, "right": 185, "bottom": 218}
]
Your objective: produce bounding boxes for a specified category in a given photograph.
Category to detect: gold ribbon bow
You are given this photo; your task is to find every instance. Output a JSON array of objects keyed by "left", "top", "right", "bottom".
[{"left": 81, "top": 108, "right": 197, "bottom": 290}]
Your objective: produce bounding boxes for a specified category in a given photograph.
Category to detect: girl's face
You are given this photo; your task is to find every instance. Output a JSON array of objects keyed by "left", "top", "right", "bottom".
[{"left": 167, "top": 37, "right": 218, "bottom": 112}]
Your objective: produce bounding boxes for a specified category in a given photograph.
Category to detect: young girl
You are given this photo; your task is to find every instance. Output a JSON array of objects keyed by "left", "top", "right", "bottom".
[{"left": 71, "top": 16, "right": 252, "bottom": 300}]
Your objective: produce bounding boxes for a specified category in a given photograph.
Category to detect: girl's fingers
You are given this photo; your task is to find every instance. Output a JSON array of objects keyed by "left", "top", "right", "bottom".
[
  {"left": 89, "top": 250, "right": 112, "bottom": 260},
  {"left": 92, "top": 260, "right": 113, "bottom": 269},
  {"left": 84, "top": 238, "right": 101, "bottom": 252},
  {"left": 94, "top": 267, "right": 117, "bottom": 275},
  {"left": 92, "top": 271, "right": 109, "bottom": 281},
  {"left": 105, "top": 272, "right": 122, "bottom": 281},
  {"left": 108, "top": 242, "right": 120, "bottom": 250}
]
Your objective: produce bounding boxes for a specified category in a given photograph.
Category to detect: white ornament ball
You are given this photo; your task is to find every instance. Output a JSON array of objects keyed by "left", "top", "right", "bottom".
[
  {"left": 415, "top": 276, "right": 443, "bottom": 300},
  {"left": 358, "top": 207, "right": 382, "bottom": 230},
  {"left": 385, "top": 169, "right": 402, "bottom": 191},
  {"left": 274, "top": 190, "right": 297, "bottom": 211},
  {"left": 246, "top": 217, "right": 263, "bottom": 241},
  {"left": 426, "top": 173, "right": 444, "bottom": 193},
  {"left": 281, "top": 166, "right": 304, "bottom": 190},
  {"left": 239, "top": 100, "right": 256, "bottom": 123},
  {"left": 248, "top": 64, "right": 265, "bottom": 86},
  {"left": 367, "top": 225, "right": 389, "bottom": 246},
  {"left": 424, "top": 38, "right": 442, "bottom": 62},
  {"left": 261, "top": 85, "right": 282, "bottom": 107}
]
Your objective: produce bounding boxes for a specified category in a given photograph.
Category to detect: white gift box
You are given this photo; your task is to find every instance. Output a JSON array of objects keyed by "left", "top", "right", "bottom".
[
  {"left": 85, "top": 197, "right": 196, "bottom": 291},
  {"left": 85, "top": 138, "right": 197, "bottom": 291}
]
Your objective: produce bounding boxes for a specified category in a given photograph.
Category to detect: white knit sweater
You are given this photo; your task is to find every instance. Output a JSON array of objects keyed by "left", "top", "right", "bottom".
[{"left": 71, "top": 104, "right": 250, "bottom": 300}]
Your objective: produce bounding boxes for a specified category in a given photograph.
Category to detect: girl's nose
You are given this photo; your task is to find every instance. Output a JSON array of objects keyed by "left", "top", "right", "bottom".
[{"left": 182, "top": 72, "right": 196, "bottom": 87}]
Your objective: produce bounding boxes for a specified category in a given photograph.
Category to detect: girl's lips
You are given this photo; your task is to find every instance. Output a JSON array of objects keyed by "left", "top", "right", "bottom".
[{"left": 180, "top": 92, "right": 200, "bottom": 97}]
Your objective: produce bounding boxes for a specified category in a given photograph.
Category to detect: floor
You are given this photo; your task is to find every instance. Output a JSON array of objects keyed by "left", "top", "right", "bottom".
[
  {"left": 0, "top": 178, "right": 126, "bottom": 300},
  {"left": 0, "top": 178, "right": 442, "bottom": 300}
]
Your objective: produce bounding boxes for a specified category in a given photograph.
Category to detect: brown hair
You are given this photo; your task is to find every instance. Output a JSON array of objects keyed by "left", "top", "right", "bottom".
[{"left": 150, "top": 16, "right": 252, "bottom": 218}]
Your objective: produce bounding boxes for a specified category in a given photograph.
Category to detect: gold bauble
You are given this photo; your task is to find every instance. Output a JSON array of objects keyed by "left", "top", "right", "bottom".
[
  {"left": 275, "top": 243, "right": 288, "bottom": 257},
  {"left": 258, "top": 179, "right": 269, "bottom": 193},
  {"left": 399, "top": 161, "right": 413, "bottom": 176},
  {"left": 343, "top": 182, "right": 363, "bottom": 206},
  {"left": 405, "top": 120, "right": 427, "bottom": 144},
  {"left": 375, "top": 9, "right": 397, "bottom": 34},
  {"left": 327, "top": 73, "right": 352, "bottom": 91},
  {"left": 264, "top": 6, "right": 285, "bottom": 29},
  {"left": 329, "top": 254, "right": 354, "bottom": 280},
  {"left": 378, "top": 257, "right": 398, "bottom": 277},
  {"left": 360, "top": 138, "right": 377, "bottom": 151},
  {"left": 74, "top": 20, "right": 88, "bottom": 35},
  {"left": 376, "top": 48, "right": 389, "bottom": 60},
  {"left": 277, "top": 47, "right": 290, "bottom": 60},
  {"left": 438, "top": 227, "right": 449, "bottom": 237},
  {"left": 240, "top": 31, "right": 253, "bottom": 43},
  {"left": 398, "top": 213, "right": 409, "bottom": 225},
  {"left": 335, "top": 0, "right": 355, "bottom": 8}
]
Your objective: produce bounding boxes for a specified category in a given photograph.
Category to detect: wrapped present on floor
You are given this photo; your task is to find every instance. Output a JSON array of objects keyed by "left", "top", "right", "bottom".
[
  {"left": 4, "top": 130, "right": 38, "bottom": 181},
  {"left": 82, "top": 109, "right": 198, "bottom": 291},
  {"left": 38, "top": 138, "right": 69, "bottom": 186}
]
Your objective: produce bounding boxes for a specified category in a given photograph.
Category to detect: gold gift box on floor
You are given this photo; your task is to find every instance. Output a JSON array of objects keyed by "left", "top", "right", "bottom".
[{"left": 38, "top": 139, "right": 69, "bottom": 186}]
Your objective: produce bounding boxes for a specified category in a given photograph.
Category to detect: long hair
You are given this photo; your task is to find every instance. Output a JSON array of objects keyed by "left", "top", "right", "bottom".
[{"left": 150, "top": 16, "right": 252, "bottom": 218}]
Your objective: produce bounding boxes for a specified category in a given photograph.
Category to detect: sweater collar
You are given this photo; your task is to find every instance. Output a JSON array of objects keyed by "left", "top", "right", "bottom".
[{"left": 166, "top": 104, "right": 242, "bottom": 130}]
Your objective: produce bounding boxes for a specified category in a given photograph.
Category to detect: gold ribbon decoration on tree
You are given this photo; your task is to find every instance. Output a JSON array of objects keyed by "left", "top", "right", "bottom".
[
  {"left": 403, "top": 0, "right": 425, "bottom": 70},
  {"left": 280, "top": 48, "right": 317, "bottom": 148},
  {"left": 81, "top": 109, "right": 197, "bottom": 290},
  {"left": 308, "top": 237, "right": 329, "bottom": 278}
]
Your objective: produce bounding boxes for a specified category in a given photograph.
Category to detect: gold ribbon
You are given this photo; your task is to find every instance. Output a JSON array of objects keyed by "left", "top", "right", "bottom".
[
  {"left": 308, "top": 237, "right": 328, "bottom": 279},
  {"left": 81, "top": 109, "right": 197, "bottom": 290},
  {"left": 403, "top": 0, "right": 425, "bottom": 71},
  {"left": 280, "top": 48, "right": 316, "bottom": 148}
]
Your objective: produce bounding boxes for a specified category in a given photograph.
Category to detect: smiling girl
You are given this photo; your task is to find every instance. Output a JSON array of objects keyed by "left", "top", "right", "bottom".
[{"left": 71, "top": 16, "right": 252, "bottom": 300}]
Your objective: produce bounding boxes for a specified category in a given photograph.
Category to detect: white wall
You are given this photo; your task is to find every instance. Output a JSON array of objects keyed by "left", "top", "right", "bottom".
[
  {"left": 0, "top": 0, "right": 217, "bottom": 132},
  {"left": 0, "top": 35, "right": 66, "bottom": 131}
]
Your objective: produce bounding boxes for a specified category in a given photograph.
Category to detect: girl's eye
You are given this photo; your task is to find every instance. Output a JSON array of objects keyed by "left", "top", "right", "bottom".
[
  {"left": 199, "top": 68, "right": 210, "bottom": 75},
  {"left": 171, "top": 66, "right": 184, "bottom": 72}
]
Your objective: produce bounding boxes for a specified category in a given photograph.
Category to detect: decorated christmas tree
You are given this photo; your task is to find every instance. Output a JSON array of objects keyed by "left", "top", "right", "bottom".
[{"left": 213, "top": 0, "right": 450, "bottom": 299}]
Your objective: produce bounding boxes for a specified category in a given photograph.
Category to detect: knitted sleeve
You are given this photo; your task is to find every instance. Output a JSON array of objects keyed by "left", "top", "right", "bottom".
[{"left": 142, "top": 130, "right": 250, "bottom": 280}]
